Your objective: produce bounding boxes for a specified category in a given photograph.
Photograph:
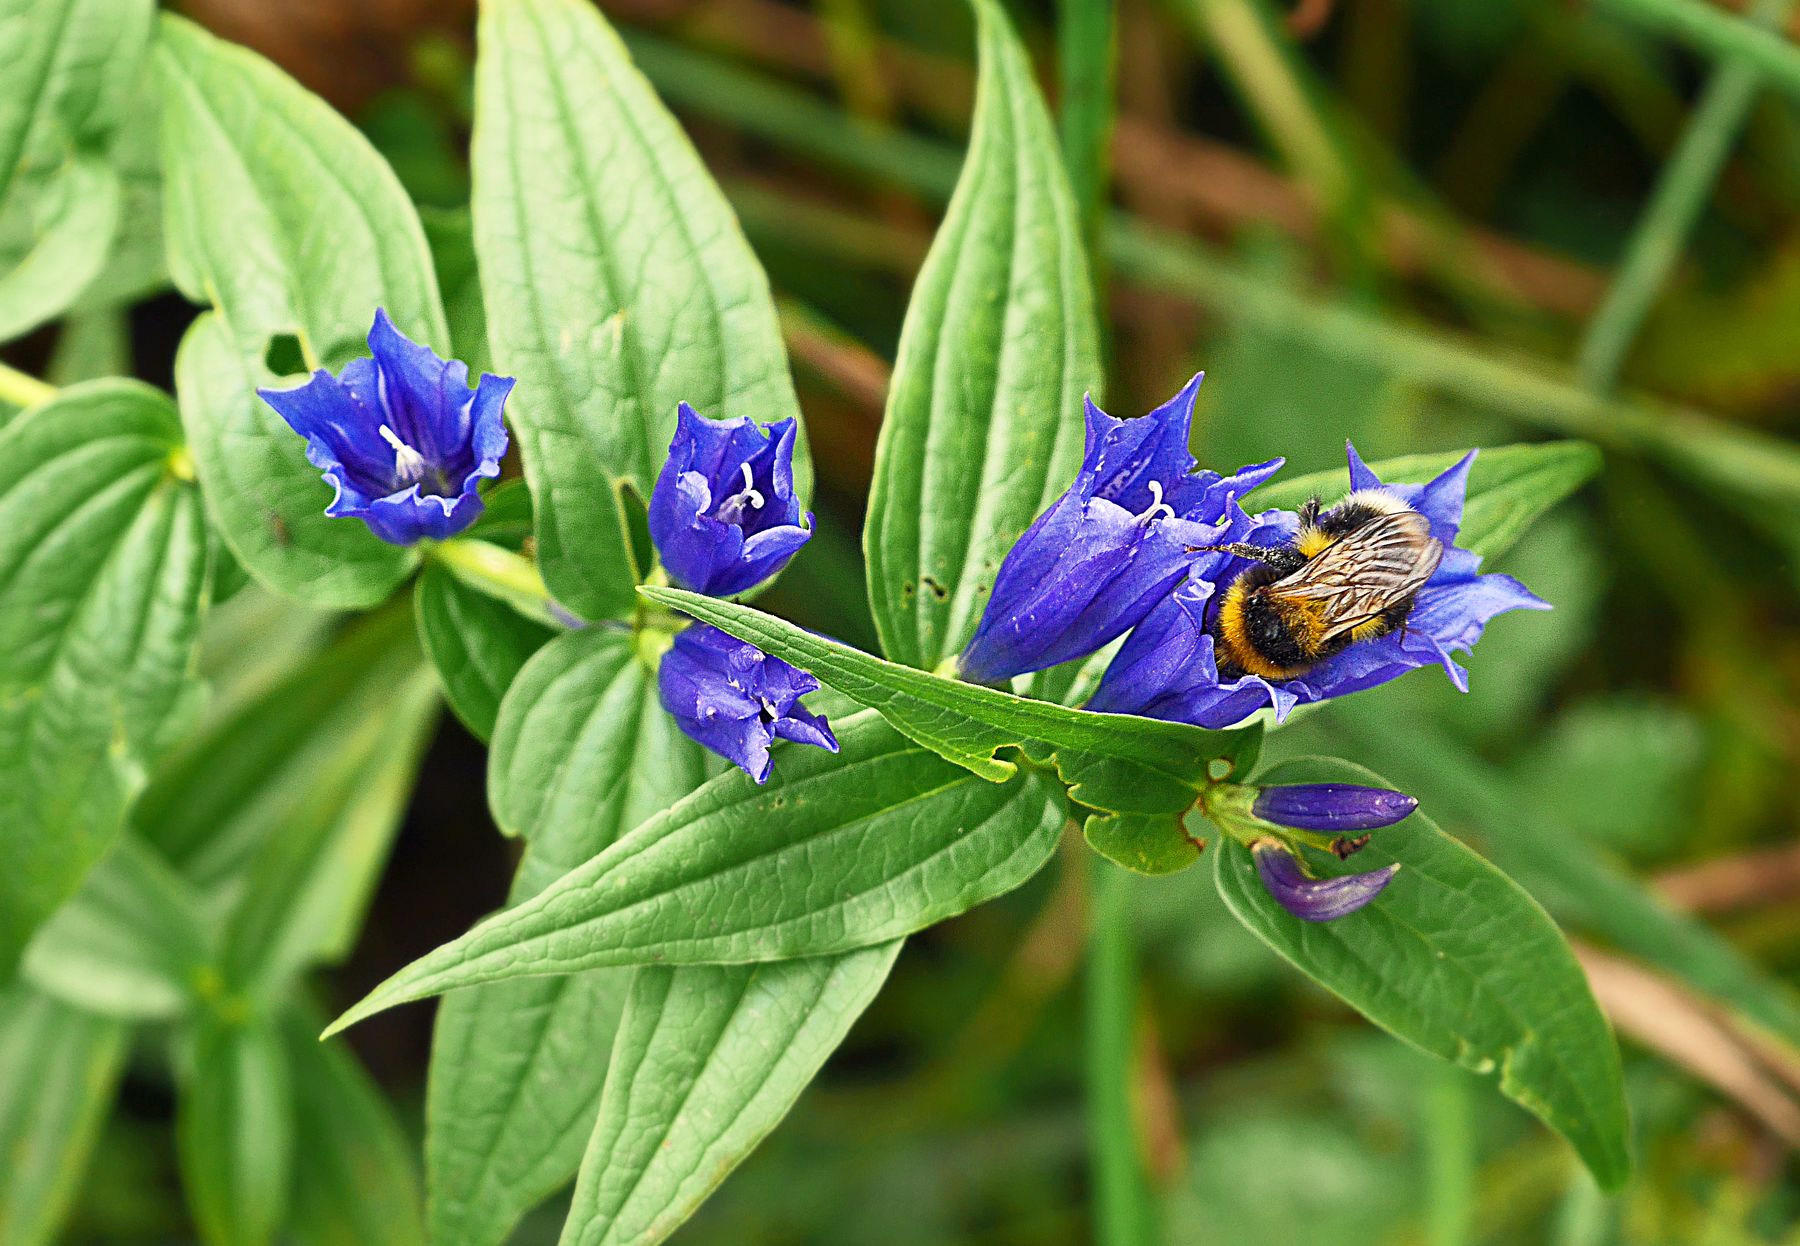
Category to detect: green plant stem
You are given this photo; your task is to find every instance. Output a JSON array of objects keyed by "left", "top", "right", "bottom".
[
  {"left": 1057, "top": 0, "right": 1118, "bottom": 262},
  {"left": 1059, "top": 8, "right": 1148, "bottom": 1236},
  {"left": 427, "top": 539, "right": 564, "bottom": 629},
  {"left": 1577, "top": 0, "right": 1796, "bottom": 389},
  {"left": 1085, "top": 859, "right": 1154, "bottom": 1246},
  {"left": 1589, "top": 0, "right": 1800, "bottom": 101},
  {"left": 1424, "top": 1063, "right": 1476, "bottom": 1246},
  {"left": 0, "top": 362, "right": 57, "bottom": 410}
]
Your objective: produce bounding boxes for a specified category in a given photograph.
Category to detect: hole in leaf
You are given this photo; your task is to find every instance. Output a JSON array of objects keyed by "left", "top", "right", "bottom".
[{"left": 263, "top": 333, "right": 307, "bottom": 376}]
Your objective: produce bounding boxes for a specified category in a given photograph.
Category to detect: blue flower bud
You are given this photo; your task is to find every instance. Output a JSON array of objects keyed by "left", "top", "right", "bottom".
[
  {"left": 1252, "top": 783, "right": 1417, "bottom": 832},
  {"left": 957, "top": 374, "right": 1282, "bottom": 683},
  {"left": 1253, "top": 840, "right": 1398, "bottom": 922},
  {"left": 649, "top": 402, "right": 812, "bottom": 597},
  {"left": 658, "top": 624, "right": 839, "bottom": 783},
  {"left": 258, "top": 308, "right": 512, "bottom": 546}
]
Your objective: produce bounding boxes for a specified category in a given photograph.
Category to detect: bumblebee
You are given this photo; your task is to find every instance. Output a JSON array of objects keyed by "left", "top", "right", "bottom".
[{"left": 1200, "top": 491, "right": 1444, "bottom": 681}]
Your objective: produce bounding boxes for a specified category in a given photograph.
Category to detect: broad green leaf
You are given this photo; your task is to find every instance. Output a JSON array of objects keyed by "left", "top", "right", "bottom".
[
  {"left": 281, "top": 1007, "right": 424, "bottom": 1246},
  {"left": 157, "top": 12, "right": 445, "bottom": 605},
  {"left": 427, "top": 628, "right": 708, "bottom": 1246},
  {"left": 22, "top": 833, "right": 211, "bottom": 1021},
  {"left": 1317, "top": 706, "right": 1800, "bottom": 1056},
  {"left": 217, "top": 663, "right": 438, "bottom": 1000},
  {"left": 0, "top": 0, "right": 153, "bottom": 206},
  {"left": 155, "top": 13, "right": 444, "bottom": 356},
  {"left": 0, "top": 984, "right": 128, "bottom": 1246},
  {"left": 487, "top": 628, "right": 710, "bottom": 859},
  {"left": 0, "top": 0, "right": 152, "bottom": 338},
  {"left": 0, "top": 381, "right": 209, "bottom": 971},
  {"left": 470, "top": 0, "right": 807, "bottom": 621},
  {"left": 1246, "top": 440, "right": 1601, "bottom": 562},
  {"left": 69, "top": 75, "right": 168, "bottom": 313},
  {"left": 328, "top": 710, "right": 1067, "bottom": 1034},
  {"left": 1213, "top": 758, "right": 1630, "bottom": 1192},
  {"left": 176, "top": 1016, "right": 294, "bottom": 1246},
  {"left": 642, "top": 588, "right": 1254, "bottom": 865},
  {"left": 134, "top": 605, "right": 422, "bottom": 890},
  {"left": 0, "top": 156, "right": 120, "bottom": 343},
  {"left": 863, "top": 0, "right": 1099, "bottom": 670},
  {"left": 562, "top": 945, "right": 902, "bottom": 1246},
  {"left": 416, "top": 564, "right": 553, "bottom": 743}
]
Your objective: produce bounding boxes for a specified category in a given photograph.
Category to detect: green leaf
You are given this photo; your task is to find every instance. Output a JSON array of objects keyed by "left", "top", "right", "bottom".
[
  {"left": 487, "top": 629, "right": 710, "bottom": 859},
  {"left": 69, "top": 80, "right": 168, "bottom": 313},
  {"left": 1323, "top": 707, "right": 1800, "bottom": 1057},
  {"left": 0, "top": 984, "right": 128, "bottom": 1246},
  {"left": 0, "top": 380, "right": 209, "bottom": 972},
  {"left": 0, "top": 0, "right": 153, "bottom": 339},
  {"left": 642, "top": 587, "right": 1253, "bottom": 843},
  {"left": 1245, "top": 441, "right": 1602, "bottom": 562},
  {"left": 0, "top": 156, "right": 121, "bottom": 343},
  {"left": 562, "top": 945, "right": 902, "bottom": 1246},
  {"left": 416, "top": 563, "right": 554, "bottom": 743},
  {"left": 280, "top": 1006, "right": 425, "bottom": 1246},
  {"left": 22, "top": 833, "right": 211, "bottom": 1021},
  {"left": 327, "top": 710, "right": 1066, "bottom": 1034},
  {"left": 0, "top": 0, "right": 153, "bottom": 207},
  {"left": 133, "top": 605, "right": 422, "bottom": 890},
  {"left": 426, "top": 627, "right": 708, "bottom": 1246},
  {"left": 216, "top": 661, "right": 439, "bottom": 1000},
  {"left": 863, "top": 0, "right": 1100, "bottom": 670},
  {"left": 1213, "top": 758, "right": 1631, "bottom": 1192},
  {"left": 470, "top": 0, "right": 807, "bottom": 621},
  {"left": 157, "top": 11, "right": 446, "bottom": 605},
  {"left": 176, "top": 1016, "right": 294, "bottom": 1246}
]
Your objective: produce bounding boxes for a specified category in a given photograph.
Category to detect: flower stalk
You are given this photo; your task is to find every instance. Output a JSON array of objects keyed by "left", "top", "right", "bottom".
[
  {"left": 428, "top": 538, "right": 564, "bottom": 630},
  {"left": 0, "top": 362, "right": 56, "bottom": 410}
]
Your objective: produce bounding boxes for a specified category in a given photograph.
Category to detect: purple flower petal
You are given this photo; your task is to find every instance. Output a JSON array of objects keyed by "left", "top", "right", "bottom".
[
  {"left": 959, "top": 374, "right": 1284, "bottom": 683},
  {"left": 1253, "top": 841, "right": 1399, "bottom": 921},
  {"left": 649, "top": 402, "right": 811, "bottom": 596},
  {"left": 1252, "top": 784, "right": 1418, "bottom": 832},
  {"left": 658, "top": 624, "right": 839, "bottom": 783},
  {"left": 257, "top": 308, "right": 512, "bottom": 546}
]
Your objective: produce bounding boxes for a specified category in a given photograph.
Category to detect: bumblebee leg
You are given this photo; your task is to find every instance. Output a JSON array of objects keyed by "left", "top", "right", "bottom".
[{"left": 1298, "top": 496, "right": 1321, "bottom": 529}]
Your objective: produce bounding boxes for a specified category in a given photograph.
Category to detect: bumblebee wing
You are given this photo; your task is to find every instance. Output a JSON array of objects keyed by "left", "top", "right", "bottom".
[{"left": 1272, "top": 510, "right": 1442, "bottom": 640}]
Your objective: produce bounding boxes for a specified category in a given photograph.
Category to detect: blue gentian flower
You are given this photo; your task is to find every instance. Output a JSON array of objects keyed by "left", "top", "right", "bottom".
[
  {"left": 649, "top": 402, "right": 812, "bottom": 597},
  {"left": 257, "top": 309, "right": 512, "bottom": 546},
  {"left": 1088, "top": 443, "right": 1547, "bottom": 726},
  {"left": 1252, "top": 783, "right": 1417, "bottom": 832},
  {"left": 658, "top": 624, "right": 839, "bottom": 783},
  {"left": 1253, "top": 840, "right": 1399, "bottom": 922},
  {"left": 957, "top": 375, "right": 1282, "bottom": 684}
]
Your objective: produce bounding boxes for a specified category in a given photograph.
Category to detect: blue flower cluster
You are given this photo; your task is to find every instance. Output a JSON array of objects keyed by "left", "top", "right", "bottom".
[
  {"left": 956, "top": 373, "right": 1545, "bottom": 919},
  {"left": 260, "top": 310, "right": 834, "bottom": 785},
  {"left": 265, "top": 318, "right": 1540, "bottom": 914},
  {"left": 646, "top": 406, "right": 836, "bottom": 783}
]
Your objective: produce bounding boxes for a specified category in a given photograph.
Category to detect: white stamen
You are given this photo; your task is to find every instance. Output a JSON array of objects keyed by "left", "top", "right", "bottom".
[
  {"left": 378, "top": 424, "right": 429, "bottom": 485},
  {"left": 1134, "top": 479, "right": 1175, "bottom": 525},
  {"left": 737, "top": 463, "right": 765, "bottom": 509},
  {"left": 758, "top": 695, "right": 781, "bottom": 721},
  {"left": 715, "top": 462, "right": 767, "bottom": 523}
]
